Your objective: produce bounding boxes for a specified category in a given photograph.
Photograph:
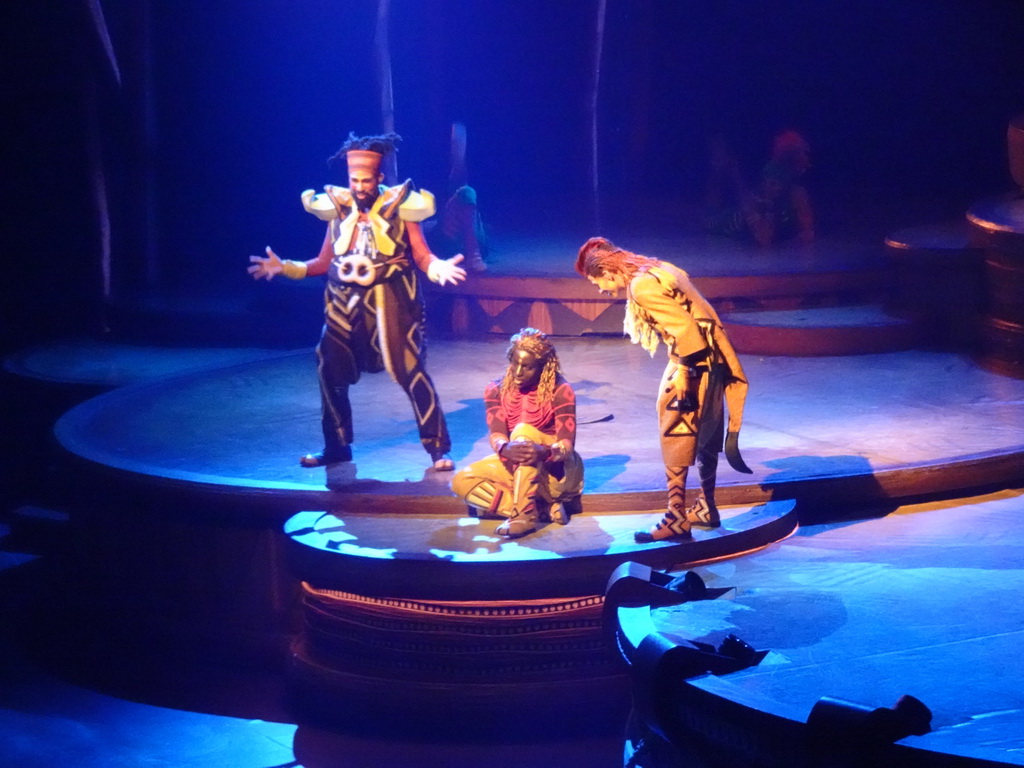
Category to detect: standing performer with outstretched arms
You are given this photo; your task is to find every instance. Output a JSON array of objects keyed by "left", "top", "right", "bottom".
[{"left": 248, "top": 133, "right": 466, "bottom": 472}]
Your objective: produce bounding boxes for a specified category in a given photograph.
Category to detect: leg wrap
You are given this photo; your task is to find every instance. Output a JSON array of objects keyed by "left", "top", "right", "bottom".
[
  {"left": 634, "top": 465, "right": 694, "bottom": 543},
  {"left": 512, "top": 463, "right": 541, "bottom": 518},
  {"left": 666, "top": 465, "right": 690, "bottom": 513},
  {"left": 450, "top": 458, "right": 513, "bottom": 517},
  {"left": 697, "top": 450, "right": 719, "bottom": 510},
  {"left": 464, "top": 480, "right": 498, "bottom": 511}
]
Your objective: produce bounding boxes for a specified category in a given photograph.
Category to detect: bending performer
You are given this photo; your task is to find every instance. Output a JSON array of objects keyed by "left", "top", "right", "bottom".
[{"left": 576, "top": 237, "right": 751, "bottom": 542}]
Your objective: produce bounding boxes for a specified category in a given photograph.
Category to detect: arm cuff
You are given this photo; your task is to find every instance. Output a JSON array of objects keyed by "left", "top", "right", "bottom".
[
  {"left": 549, "top": 440, "right": 570, "bottom": 461},
  {"left": 281, "top": 260, "right": 308, "bottom": 280}
]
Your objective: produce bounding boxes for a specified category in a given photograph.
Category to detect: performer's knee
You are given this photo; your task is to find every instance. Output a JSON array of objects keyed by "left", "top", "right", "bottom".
[
  {"left": 458, "top": 478, "right": 503, "bottom": 512},
  {"left": 450, "top": 467, "right": 477, "bottom": 498},
  {"left": 509, "top": 423, "right": 547, "bottom": 443}
]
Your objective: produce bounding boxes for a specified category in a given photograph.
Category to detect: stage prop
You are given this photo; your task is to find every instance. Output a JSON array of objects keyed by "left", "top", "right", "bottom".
[
  {"left": 884, "top": 221, "right": 984, "bottom": 351},
  {"left": 967, "top": 195, "right": 1024, "bottom": 379},
  {"left": 280, "top": 500, "right": 797, "bottom": 728},
  {"left": 966, "top": 113, "right": 1024, "bottom": 379},
  {"left": 606, "top": 563, "right": 950, "bottom": 768},
  {"left": 1008, "top": 113, "right": 1024, "bottom": 191}
]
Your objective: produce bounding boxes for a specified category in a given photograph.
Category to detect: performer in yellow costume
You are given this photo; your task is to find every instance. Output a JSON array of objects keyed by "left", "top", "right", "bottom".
[{"left": 576, "top": 237, "right": 751, "bottom": 542}]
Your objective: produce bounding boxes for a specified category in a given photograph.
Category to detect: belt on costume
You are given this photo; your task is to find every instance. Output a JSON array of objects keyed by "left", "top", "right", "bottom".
[{"left": 329, "top": 254, "right": 410, "bottom": 288}]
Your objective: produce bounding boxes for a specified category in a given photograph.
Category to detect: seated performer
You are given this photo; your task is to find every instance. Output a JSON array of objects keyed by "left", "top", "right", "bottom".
[
  {"left": 450, "top": 328, "right": 584, "bottom": 538},
  {"left": 576, "top": 237, "right": 752, "bottom": 542}
]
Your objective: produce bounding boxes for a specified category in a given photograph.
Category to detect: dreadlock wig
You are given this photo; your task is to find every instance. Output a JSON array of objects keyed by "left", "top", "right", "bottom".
[{"left": 329, "top": 132, "right": 402, "bottom": 166}]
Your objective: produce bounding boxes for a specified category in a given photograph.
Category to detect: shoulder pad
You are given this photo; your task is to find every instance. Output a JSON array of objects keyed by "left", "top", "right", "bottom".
[
  {"left": 301, "top": 185, "right": 352, "bottom": 221},
  {"left": 400, "top": 188, "right": 436, "bottom": 222}
]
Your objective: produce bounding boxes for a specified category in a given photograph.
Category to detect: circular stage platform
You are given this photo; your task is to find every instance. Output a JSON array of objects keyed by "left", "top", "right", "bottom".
[
  {"left": 11, "top": 211, "right": 1024, "bottom": 762},
  {"left": 282, "top": 500, "right": 798, "bottom": 602},
  {"left": 607, "top": 488, "right": 1024, "bottom": 767},
  {"left": 54, "top": 338, "right": 1024, "bottom": 521},
  {"left": 47, "top": 337, "right": 1024, "bottom": 733}
]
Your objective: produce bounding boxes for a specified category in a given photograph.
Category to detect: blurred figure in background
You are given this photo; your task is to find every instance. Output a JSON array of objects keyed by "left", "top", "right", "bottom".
[{"left": 705, "top": 129, "right": 814, "bottom": 248}]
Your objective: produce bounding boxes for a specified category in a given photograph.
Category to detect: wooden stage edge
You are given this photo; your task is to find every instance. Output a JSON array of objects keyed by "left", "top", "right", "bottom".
[
  {"left": 428, "top": 264, "right": 891, "bottom": 337},
  {"left": 59, "top": 442, "right": 1024, "bottom": 525},
  {"left": 281, "top": 500, "right": 800, "bottom": 601}
]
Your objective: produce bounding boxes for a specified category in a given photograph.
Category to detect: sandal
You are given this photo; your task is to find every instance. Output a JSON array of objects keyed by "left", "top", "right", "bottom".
[
  {"left": 548, "top": 502, "right": 570, "bottom": 526},
  {"left": 495, "top": 514, "right": 537, "bottom": 538},
  {"left": 430, "top": 452, "right": 455, "bottom": 472},
  {"left": 299, "top": 445, "right": 352, "bottom": 467}
]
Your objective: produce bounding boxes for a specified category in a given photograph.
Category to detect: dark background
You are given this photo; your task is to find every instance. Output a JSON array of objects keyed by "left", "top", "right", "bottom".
[{"left": 3, "top": 0, "right": 1023, "bottom": 354}]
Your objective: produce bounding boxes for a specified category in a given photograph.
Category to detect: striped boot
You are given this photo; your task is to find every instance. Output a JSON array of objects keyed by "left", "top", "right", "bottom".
[
  {"left": 634, "top": 505, "right": 693, "bottom": 543},
  {"left": 635, "top": 466, "right": 694, "bottom": 543}
]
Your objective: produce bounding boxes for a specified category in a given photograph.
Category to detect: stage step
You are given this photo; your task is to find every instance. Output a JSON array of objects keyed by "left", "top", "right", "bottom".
[
  {"left": 439, "top": 263, "right": 896, "bottom": 340},
  {"left": 723, "top": 304, "right": 926, "bottom": 356},
  {"left": 1, "top": 505, "right": 69, "bottom": 556}
]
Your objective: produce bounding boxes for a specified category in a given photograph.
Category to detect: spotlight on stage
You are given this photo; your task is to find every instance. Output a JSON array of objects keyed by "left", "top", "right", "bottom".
[{"left": 806, "top": 693, "right": 932, "bottom": 754}]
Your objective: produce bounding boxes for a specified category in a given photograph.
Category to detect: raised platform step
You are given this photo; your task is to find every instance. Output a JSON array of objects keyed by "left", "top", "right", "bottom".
[
  {"left": 436, "top": 251, "right": 894, "bottom": 338},
  {"left": 280, "top": 500, "right": 797, "bottom": 729},
  {"left": 723, "top": 304, "right": 926, "bottom": 356},
  {"left": 283, "top": 500, "right": 798, "bottom": 601},
  {"left": 51, "top": 342, "right": 1024, "bottom": 519},
  {"left": 101, "top": 231, "right": 896, "bottom": 345},
  {"left": 1, "top": 505, "right": 69, "bottom": 556}
]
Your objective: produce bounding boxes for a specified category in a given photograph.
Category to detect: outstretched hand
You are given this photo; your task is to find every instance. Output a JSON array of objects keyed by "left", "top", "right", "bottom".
[
  {"left": 248, "top": 246, "right": 283, "bottom": 281},
  {"left": 427, "top": 253, "right": 467, "bottom": 286}
]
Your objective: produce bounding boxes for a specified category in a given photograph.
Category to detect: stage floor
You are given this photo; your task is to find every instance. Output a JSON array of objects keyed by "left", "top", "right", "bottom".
[
  {"left": 52, "top": 336, "right": 1024, "bottom": 511},
  {"left": 646, "top": 486, "right": 1024, "bottom": 765},
  {"left": 4, "top": 192, "right": 1024, "bottom": 765},
  {"left": 5, "top": 490, "right": 1023, "bottom": 766}
]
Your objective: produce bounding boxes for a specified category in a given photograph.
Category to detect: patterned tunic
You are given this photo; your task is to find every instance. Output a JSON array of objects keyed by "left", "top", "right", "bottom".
[
  {"left": 627, "top": 263, "right": 747, "bottom": 467},
  {"left": 295, "top": 181, "right": 450, "bottom": 455},
  {"left": 484, "top": 377, "right": 576, "bottom": 466}
]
